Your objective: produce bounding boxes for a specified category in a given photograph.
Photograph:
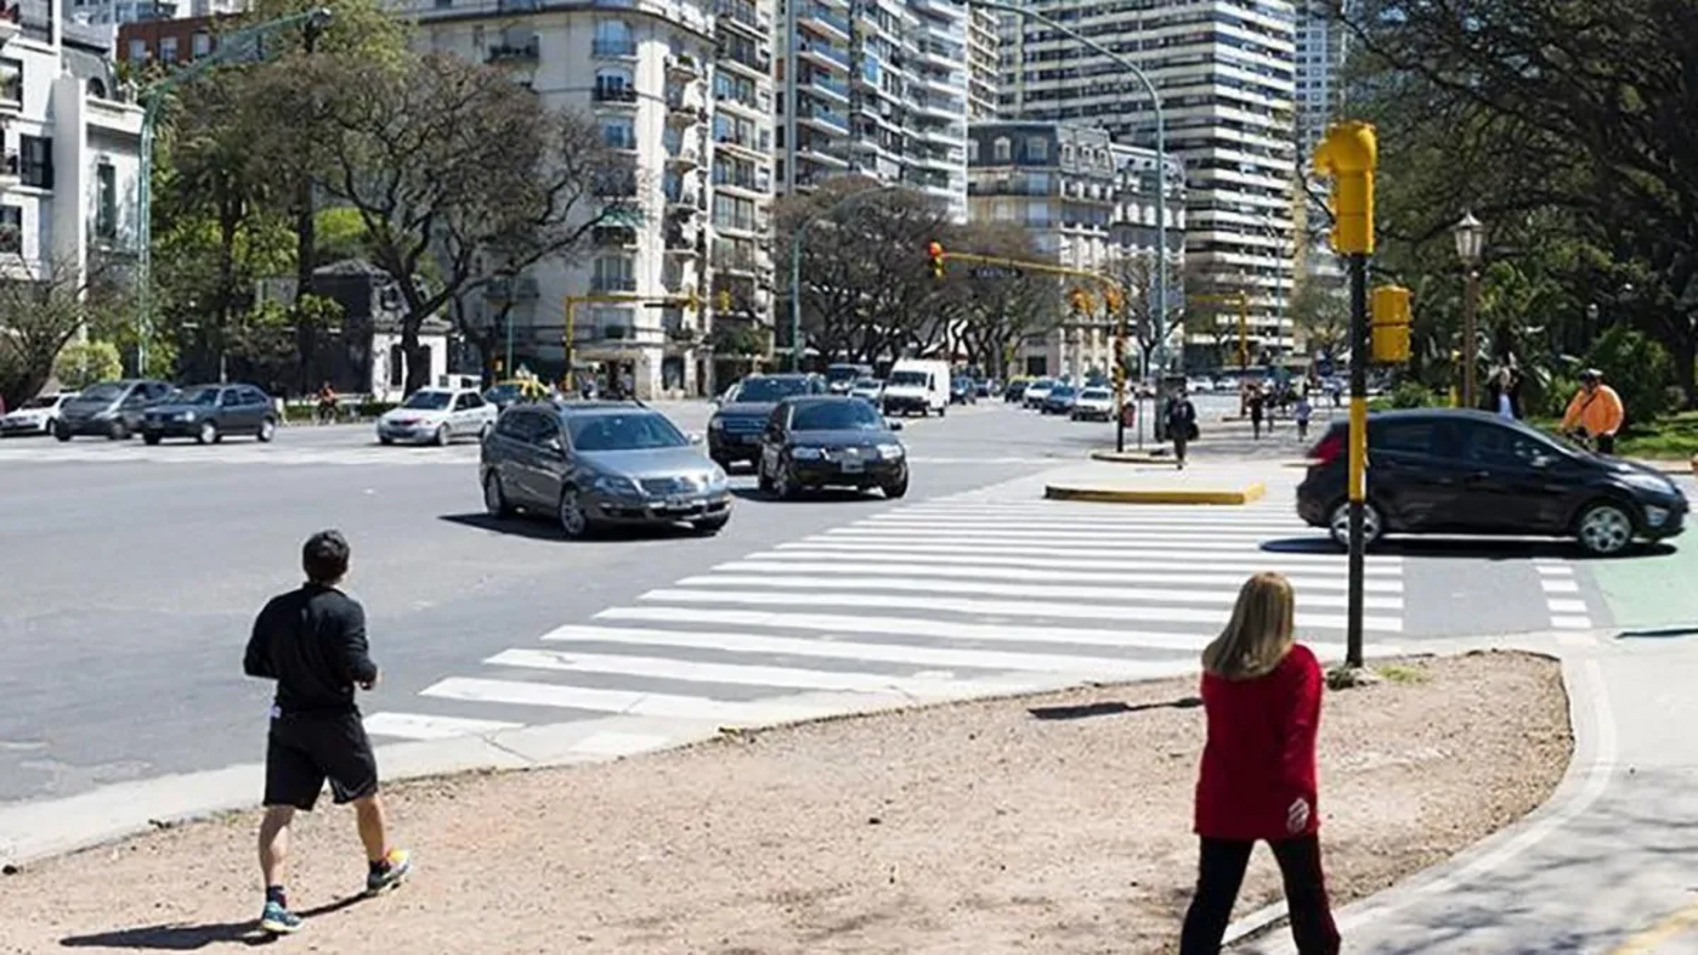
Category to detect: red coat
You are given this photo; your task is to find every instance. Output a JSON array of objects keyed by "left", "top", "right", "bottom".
[{"left": 1194, "top": 644, "right": 1323, "bottom": 841}]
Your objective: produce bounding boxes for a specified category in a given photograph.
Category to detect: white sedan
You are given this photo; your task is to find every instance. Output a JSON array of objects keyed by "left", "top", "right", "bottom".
[
  {"left": 849, "top": 377, "right": 884, "bottom": 404},
  {"left": 0, "top": 392, "right": 75, "bottom": 437},
  {"left": 377, "top": 388, "right": 498, "bottom": 446},
  {"left": 1070, "top": 386, "right": 1115, "bottom": 422}
]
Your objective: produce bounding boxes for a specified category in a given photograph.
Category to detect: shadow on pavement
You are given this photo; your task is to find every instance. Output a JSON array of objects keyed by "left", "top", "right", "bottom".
[
  {"left": 59, "top": 894, "right": 368, "bottom": 950},
  {"left": 438, "top": 513, "right": 712, "bottom": 542},
  {"left": 1617, "top": 626, "right": 1698, "bottom": 639},
  {"left": 1260, "top": 536, "right": 1675, "bottom": 562},
  {"left": 728, "top": 487, "right": 888, "bottom": 504},
  {"left": 1029, "top": 696, "right": 1201, "bottom": 722}
]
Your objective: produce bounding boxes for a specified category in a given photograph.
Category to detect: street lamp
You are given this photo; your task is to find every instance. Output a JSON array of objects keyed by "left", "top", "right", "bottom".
[
  {"left": 788, "top": 182, "right": 900, "bottom": 371},
  {"left": 133, "top": 7, "right": 334, "bottom": 377},
  {"left": 1452, "top": 210, "right": 1484, "bottom": 408}
]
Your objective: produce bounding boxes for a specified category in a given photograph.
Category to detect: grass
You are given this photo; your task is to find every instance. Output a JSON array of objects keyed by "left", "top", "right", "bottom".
[
  {"left": 1616, "top": 410, "right": 1698, "bottom": 460},
  {"left": 1376, "top": 663, "right": 1431, "bottom": 685}
]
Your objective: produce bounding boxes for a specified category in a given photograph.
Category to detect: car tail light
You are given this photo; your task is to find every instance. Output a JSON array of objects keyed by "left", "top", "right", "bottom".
[{"left": 1310, "top": 431, "right": 1345, "bottom": 467}]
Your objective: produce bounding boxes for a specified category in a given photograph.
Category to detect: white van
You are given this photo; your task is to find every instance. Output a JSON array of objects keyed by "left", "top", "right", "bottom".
[{"left": 882, "top": 359, "right": 951, "bottom": 417}]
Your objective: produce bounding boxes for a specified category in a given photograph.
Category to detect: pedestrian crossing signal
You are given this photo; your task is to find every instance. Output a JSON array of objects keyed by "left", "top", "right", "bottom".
[{"left": 927, "top": 241, "right": 945, "bottom": 279}]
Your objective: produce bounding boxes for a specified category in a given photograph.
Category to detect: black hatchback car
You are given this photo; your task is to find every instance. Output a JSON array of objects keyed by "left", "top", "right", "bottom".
[
  {"left": 1297, "top": 409, "right": 1689, "bottom": 556},
  {"left": 757, "top": 396, "right": 908, "bottom": 500},
  {"left": 142, "top": 383, "right": 279, "bottom": 445}
]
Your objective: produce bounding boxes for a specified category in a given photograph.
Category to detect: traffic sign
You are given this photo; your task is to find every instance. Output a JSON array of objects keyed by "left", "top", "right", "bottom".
[{"left": 969, "top": 265, "right": 1023, "bottom": 280}]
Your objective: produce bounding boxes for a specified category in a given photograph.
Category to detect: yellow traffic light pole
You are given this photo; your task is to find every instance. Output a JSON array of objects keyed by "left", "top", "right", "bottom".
[
  {"left": 562, "top": 292, "right": 705, "bottom": 391},
  {"left": 929, "top": 246, "right": 1138, "bottom": 451}
]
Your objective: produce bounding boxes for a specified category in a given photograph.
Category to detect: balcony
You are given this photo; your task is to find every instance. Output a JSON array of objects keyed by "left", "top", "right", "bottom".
[
  {"left": 0, "top": 151, "right": 18, "bottom": 191},
  {"left": 713, "top": 0, "right": 763, "bottom": 35},
  {"left": 592, "top": 224, "right": 640, "bottom": 248},
  {"left": 486, "top": 37, "right": 539, "bottom": 64},
  {"left": 799, "top": 72, "right": 849, "bottom": 103},
  {"left": 666, "top": 52, "right": 702, "bottom": 77},
  {"left": 592, "top": 38, "right": 637, "bottom": 58},
  {"left": 796, "top": 5, "right": 850, "bottom": 39},
  {"left": 590, "top": 275, "right": 638, "bottom": 293},
  {"left": 712, "top": 167, "right": 770, "bottom": 194},
  {"left": 665, "top": 86, "right": 705, "bottom": 124},
  {"left": 664, "top": 184, "right": 703, "bottom": 211},
  {"left": 716, "top": 41, "right": 771, "bottom": 75},
  {"left": 796, "top": 140, "right": 850, "bottom": 168},
  {"left": 712, "top": 246, "right": 762, "bottom": 275},
  {"left": 592, "top": 84, "right": 639, "bottom": 106},
  {"left": 795, "top": 101, "right": 848, "bottom": 135},
  {"left": 665, "top": 221, "right": 702, "bottom": 252},
  {"left": 712, "top": 213, "right": 760, "bottom": 236},
  {"left": 597, "top": 323, "right": 634, "bottom": 341},
  {"left": 796, "top": 38, "right": 849, "bottom": 72},
  {"left": 666, "top": 144, "right": 701, "bottom": 168}
]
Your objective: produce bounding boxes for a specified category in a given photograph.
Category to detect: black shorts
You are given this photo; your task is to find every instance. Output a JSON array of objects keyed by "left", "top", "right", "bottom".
[{"left": 264, "top": 711, "right": 379, "bottom": 811}]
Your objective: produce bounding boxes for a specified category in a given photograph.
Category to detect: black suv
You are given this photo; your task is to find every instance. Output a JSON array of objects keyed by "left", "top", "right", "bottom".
[
  {"left": 1297, "top": 409, "right": 1689, "bottom": 556},
  {"left": 707, "top": 373, "right": 826, "bottom": 469}
]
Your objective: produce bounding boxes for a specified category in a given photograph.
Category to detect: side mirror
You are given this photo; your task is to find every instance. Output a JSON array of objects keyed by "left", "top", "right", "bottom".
[
  {"left": 887, "top": 419, "right": 904, "bottom": 432},
  {"left": 688, "top": 432, "right": 704, "bottom": 445}
]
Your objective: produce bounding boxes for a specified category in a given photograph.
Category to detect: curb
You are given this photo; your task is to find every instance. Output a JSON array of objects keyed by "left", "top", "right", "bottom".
[
  {"left": 1630, "top": 458, "right": 1696, "bottom": 478},
  {"left": 1088, "top": 448, "right": 1171, "bottom": 464},
  {"left": 1044, "top": 481, "right": 1268, "bottom": 505}
]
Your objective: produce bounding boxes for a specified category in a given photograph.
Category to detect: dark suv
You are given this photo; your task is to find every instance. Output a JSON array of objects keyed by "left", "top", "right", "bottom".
[
  {"left": 1297, "top": 409, "right": 1689, "bottom": 556},
  {"left": 707, "top": 373, "right": 826, "bottom": 469},
  {"left": 55, "top": 379, "right": 173, "bottom": 440}
]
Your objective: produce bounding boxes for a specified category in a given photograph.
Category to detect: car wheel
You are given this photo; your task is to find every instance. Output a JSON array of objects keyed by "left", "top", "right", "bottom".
[
  {"left": 772, "top": 460, "right": 799, "bottom": 500},
  {"left": 107, "top": 419, "right": 129, "bottom": 440},
  {"left": 196, "top": 420, "right": 219, "bottom": 445},
  {"left": 257, "top": 418, "right": 277, "bottom": 443},
  {"left": 558, "top": 486, "right": 592, "bottom": 539},
  {"left": 938, "top": 405, "right": 946, "bottom": 417},
  {"left": 693, "top": 513, "right": 731, "bottom": 534},
  {"left": 1575, "top": 500, "right": 1636, "bottom": 556},
  {"left": 1327, "top": 500, "right": 1383, "bottom": 549},
  {"left": 435, "top": 424, "right": 450, "bottom": 447},
  {"left": 143, "top": 432, "right": 162, "bottom": 446},
  {"left": 54, "top": 422, "right": 71, "bottom": 442},
  {"left": 379, "top": 436, "right": 394, "bottom": 446},
  {"left": 883, "top": 469, "right": 910, "bottom": 499},
  {"left": 483, "top": 471, "right": 512, "bottom": 518}
]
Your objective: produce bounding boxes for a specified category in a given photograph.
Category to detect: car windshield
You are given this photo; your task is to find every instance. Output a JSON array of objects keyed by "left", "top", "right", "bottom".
[
  {"left": 172, "top": 387, "right": 221, "bottom": 406},
  {"left": 24, "top": 395, "right": 60, "bottom": 409},
  {"left": 791, "top": 401, "right": 885, "bottom": 432},
  {"left": 76, "top": 383, "right": 124, "bottom": 403},
  {"left": 826, "top": 365, "right": 864, "bottom": 383},
  {"left": 733, "top": 377, "right": 812, "bottom": 403},
  {"left": 853, "top": 378, "right": 881, "bottom": 389},
  {"left": 1050, "top": 386, "right": 1077, "bottom": 397},
  {"left": 1030, "top": 379, "right": 1053, "bottom": 389},
  {"left": 1081, "top": 388, "right": 1111, "bottom": 399},
  {"left": 568, "top": 412, "right": 688, "bottom": 451},
  {"left": 402, "top": 391, "right": 453, "bottom": 410},
  {"left": 889, "top": 371, "right": 927, "bottom": 387}
]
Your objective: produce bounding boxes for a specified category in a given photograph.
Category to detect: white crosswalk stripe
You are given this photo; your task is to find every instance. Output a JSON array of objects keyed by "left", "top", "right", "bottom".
[{"left": 364, "top": 494, "right": 1408, "bottom": 744}]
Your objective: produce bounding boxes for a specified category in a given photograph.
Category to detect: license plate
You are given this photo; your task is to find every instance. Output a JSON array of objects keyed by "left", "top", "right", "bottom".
[
  {"left": 739, "top": 434, "right": 760, "bottom": 444},
  {"left": 841, "top": 459, "right": 864, "bottom": 473}
]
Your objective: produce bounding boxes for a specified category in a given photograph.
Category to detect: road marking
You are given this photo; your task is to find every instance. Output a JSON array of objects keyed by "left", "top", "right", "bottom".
[
  {"left": 1547, "top": 598, "right": 1590, "bottom": 614},
  {"left": 808, "top": 532, "right": 1373, "bottom": 555},
  {"left": 633, "top": 588, "right": 1405, "bottom": 633},
  {"left": 1606, "top": 896, "right": 1698, "bottom": 955},
  {"left": 485, "top": 647, "right": 1008, "bottom": 698},
  {"left": 1539, "top": 578, "right": 1581, "bottom": 594},
  {"left": 713, "top": 559, "right": 1404, "bottom": 592},
  {"left": 673, "top": 573, "right": 1404, "bottom": 611},
  {"left": 771, "top": 540, "right": 1404, "bottom": 568},
  {"left": 421, "top": 676, "right": 836, "bottom": 723},
  {"left": 752, "top": 547, "right": 1405, "bottom": 575},
  {"left": 538, "top": 623, "right": 1199, "bottom": 676},
  {"left": 1535, "top": 562, "right": 1595, "bottom": 629},
  {"left": 866, "top": 515, "right": 1311, "bottom": 531},
  {"left": 825, "top": 526, "right": 1303, "bottom": 544},
  {"left": 362, "top": 712, "right": 522, "bottom": 741},
  {"left": 1551, "top": 615, "right": 1594, "bottom": 629}
]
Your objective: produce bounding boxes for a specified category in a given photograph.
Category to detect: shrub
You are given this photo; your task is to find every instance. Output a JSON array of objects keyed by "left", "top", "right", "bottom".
[
  {"left": 53, "top": 340, "right": 123, "bottom": 390},
  {"left": 1584, "top": 327, "right": 1674, "bottom": 427},
  {"left": 1389, "top": 380, "right": 1439, "bottom": 409}
]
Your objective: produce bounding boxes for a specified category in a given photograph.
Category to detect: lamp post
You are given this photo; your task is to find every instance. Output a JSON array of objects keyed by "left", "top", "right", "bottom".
[
  {"left": 1453, "top": 210, "right": 1484, "bottom": 409},
  {"left": 789, "top": 183, "right": 900, "bottom": 371},
  {"left": 134, "top": 7, "right": 333, "bottom": 377},
  {"left": 971, "top": 0, "right": 1170, "bottom": 373}
]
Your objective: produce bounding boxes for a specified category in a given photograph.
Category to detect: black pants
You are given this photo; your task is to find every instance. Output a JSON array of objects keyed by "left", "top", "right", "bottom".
[
  {"left": 1596, "top": 433, "right": 1615, "bottom": 454},
  {"left": 1179, "top": 835, "right": 1340, "bottom": 955}
]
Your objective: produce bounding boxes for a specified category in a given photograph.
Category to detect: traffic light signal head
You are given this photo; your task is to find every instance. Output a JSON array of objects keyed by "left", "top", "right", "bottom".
[
  {"left": 716, "top": 290, "right": 732, "bottom": 311},
  {"left": 1104, "top": 287, "right": 1124, "bottom": 312},
  {"left": 927, "top": 241, "right": 945, "bottom": 279},
  {"left": 1370, "top": 284, "right": 1413, "bottom": 363},
  {"left": 1313, "top": 121, "right": 1378, "bottom": 255}
]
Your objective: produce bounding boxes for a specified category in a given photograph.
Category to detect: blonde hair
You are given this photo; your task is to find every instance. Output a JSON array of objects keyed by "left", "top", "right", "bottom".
[{"left": 1202, "top": 573, "right": 1297, "bottom": 680}]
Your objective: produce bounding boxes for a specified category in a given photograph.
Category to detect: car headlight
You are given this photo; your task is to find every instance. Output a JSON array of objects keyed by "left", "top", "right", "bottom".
[
  {"left": 709, "top": 417, "right": 726, "bottom": 431},
  {"left": 1621, "top": 472, "right": 1677, "bottom": 495},
  {"left": 876, "top": 443, "right": 904, "bottom": 459},
  {"left": 177, "top": 411, "right": 196, "bottom": 421},
  {"left": 791, "top": 446, "right": 824, "bottom": 460},
  {"left": 706, "top": 468, "right": 729, "bottom": 491},
  {"left": 593, "top": 474, "right": 643, "bottom": 497}
]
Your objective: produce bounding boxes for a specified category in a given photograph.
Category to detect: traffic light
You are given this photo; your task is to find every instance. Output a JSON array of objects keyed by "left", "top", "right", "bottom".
[
  {"left": 1313, "top": 121, "right": 1378, "bottom": 255},
  {"left": 927, "top": 241, "right": 945, "bottom": 279},
  {"left": 716, "top": 290, "right": 732, "bottom": 312},
  {"left": 685, "top": 290, "right": 701, "bottom": 313},
  {"left": 1370, "top": 285, "right": 1412, "bottom": 363},
  {"left": 1104, "top": 287, "right": 1124, "bottom": 313}
]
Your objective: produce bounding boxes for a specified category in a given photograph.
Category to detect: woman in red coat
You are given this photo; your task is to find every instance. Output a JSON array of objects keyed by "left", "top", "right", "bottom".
[{"left": 1179, "top": 572, "right": 1340, "bottom": 955}]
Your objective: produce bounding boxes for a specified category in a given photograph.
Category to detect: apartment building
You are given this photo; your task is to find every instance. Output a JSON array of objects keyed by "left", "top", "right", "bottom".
[
  {"left": 68, "top": 0, "right": 242, "bottom": 31},
  {"left": 1293, "top": 0, "right": 1348, "bottom": 337},
  {"left": 1000, "top": 0, "right": 1300, "bottom": 364},
  {"left": 965, "top": 7, "right": 996, "bottom": 121},
  {"left": 1, "top": 1, "right": 145, "bottom": 291},
  {"left": 967, "top": 121, "right": 1185, "bottom": 379},
  {"left": 115, "top": 13, "right": 220, "bottom": 65},
  {"left": 776, "top": 0, "right": 973, "bottom": 221},
  {"left": 412, "top": 0, "right": 777, "bottom": 399}
]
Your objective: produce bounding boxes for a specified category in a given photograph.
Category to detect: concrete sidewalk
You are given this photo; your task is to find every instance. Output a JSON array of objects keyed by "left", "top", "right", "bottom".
[{"left": 1235, "top": 629, "right": 1698, "bottom": 955}]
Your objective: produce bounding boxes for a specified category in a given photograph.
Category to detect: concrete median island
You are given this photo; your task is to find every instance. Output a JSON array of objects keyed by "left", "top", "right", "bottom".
[
  {"left": 1046, "top": 462, "right": 1270, "bottom": 505},
  {"left": 0, "top": 652, "right": 1570, "bottom": 954}
]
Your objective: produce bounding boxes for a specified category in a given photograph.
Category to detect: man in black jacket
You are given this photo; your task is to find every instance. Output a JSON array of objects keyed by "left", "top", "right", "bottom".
[{"left": 243, "top": 530, "right": 411, "bottom": 934}]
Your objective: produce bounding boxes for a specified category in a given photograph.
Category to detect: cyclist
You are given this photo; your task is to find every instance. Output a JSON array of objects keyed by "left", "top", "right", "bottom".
[{"left": 1560, "top": 368, "right": 1624, "bottom": 455}]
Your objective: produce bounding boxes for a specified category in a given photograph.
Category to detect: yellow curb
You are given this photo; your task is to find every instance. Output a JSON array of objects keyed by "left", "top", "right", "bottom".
[{"left": 1044, "top": 482, "right": 1268, "bottom": 505}]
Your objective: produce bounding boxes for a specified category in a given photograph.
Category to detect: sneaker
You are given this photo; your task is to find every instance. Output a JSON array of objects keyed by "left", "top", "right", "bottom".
[
  {"left": 259, "top": 900, "right": 302, "bottom": 935},
  {"left": 365, "top": 847, "right": 412, "bottom": 896}
]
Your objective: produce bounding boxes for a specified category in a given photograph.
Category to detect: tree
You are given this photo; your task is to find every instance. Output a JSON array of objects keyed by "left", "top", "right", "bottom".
[
  {"left": 0, "top": 257, "right": 132, "bottom": 409},
  {"left": 946, "top": 223, "right": 1062, "bottom": 377},
  {"left": 1103, "top": 251, "right": 1197, "bottom": 372},
  {"left": 53, "top": 341, "right": 124, "bottom": 390},
  {"left": 303, "top": 51, "right": 639, "bottom": 392},
  {"left": 1288, "top": 277, "right": 1349, "bottom": 357}
]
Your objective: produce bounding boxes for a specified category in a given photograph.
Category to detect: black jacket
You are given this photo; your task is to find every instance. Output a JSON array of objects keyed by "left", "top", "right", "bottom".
[{"left": 244, "top": 584, "right": 378, "bottom": 716}]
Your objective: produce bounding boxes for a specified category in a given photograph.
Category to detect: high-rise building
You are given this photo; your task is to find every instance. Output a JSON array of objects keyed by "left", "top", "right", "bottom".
[
  {"left": 965, "top": 8, "right": 998, "bottom": 121},
  {"left": 411, "top": 0, "right": 777, "bottom": 398},
  {"left": 777, "top": 0, "right": 973, "bottom": 221},
  {"left": 1294, "top": 0, "right": 1350, "bottom": 158},
  {"left": 1000, "top": 0, "right": 1299, "bottom": 363},
  {"left": 967, "top": 121, "right": 1185, "bottom": 380},
  {"left": 69, "top": 0, "right": 244, "bottom": 30}
]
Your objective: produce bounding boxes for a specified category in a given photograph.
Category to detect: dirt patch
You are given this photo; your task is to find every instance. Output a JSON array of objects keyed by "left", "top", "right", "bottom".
[{"left": 0, "top": 651, "right": 1570, "bottom": 954}]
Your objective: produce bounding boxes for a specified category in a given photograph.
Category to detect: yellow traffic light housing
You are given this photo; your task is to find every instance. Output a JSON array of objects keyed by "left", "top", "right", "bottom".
[
  {"left": 716, "top": 290, "right": 732, "bottom": 311},
  {"left": 1313, "top": 122, "right": 1378, "bottom": 255},
  {"left": 685, "top": 290, "right": 701, "bottom": 314},
  {"left": 1370, "top": 285, "right": 1412, "bottom": 363},
  {"left": 927, "top": 241, "right": 946, "bottom": 279},
  {"left": 1104, "top": 287, "right": 1124, "bottom": 313}
]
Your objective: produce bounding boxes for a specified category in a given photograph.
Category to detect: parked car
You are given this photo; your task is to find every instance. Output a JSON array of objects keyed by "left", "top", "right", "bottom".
[
  {"left": 758, "top": 395, "right": 908, "bottom": 500},
  {"left": 849, "top": 377, "right": 885, "bottom": 404},
  {"left": 377, "top": 387, "right": 498, "bottom": 446},
  {"left": 882, "top": 359, "right": 951, "bottom": 417},
  {"left": 1070, "top": 386, "right": 1115, "bottom": 422},
  {"left": 142, "top": 384, "right": 279, "bottom": 445},
  {"left": 55, "top": 379, "right": 174, "bottom": 440},
  {"left": 708, "top": 373, "right": 827, "bottom": 469},
  {"left": 480, "top": 401, "right": 730, "bottom": 538},
  {"left": 1297, "top": 409, "right": 1689, "bottom": 556},
  {"left": 1022, "top": 378, "right": 1056, "bottom": 409},
  {"left": 0, "top": 392, "right": 76, "bottom": 437},
  {"left": 1041, "top": 384, "right": 1079, "bottom": 415}
]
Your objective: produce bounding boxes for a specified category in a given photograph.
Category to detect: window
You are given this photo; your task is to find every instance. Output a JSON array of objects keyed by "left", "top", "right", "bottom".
[
  {"left": 0, "top": 58, "right": 20, "bottom": 105},
  {"left": 593, "top": 19, "right": 635, "bottom": 57},
  {"left": 191, "top": 32, "right": 211, "bottom": 57},
  {"left": 128, "top": 38, "right": 147, "bottom": 63},
  {"left": 594, "top": 67, "right": 634, "bottom": 101},
  {"left": 992, "top": 137, "right": 1010, "bottom": 162},
  {"left": 0, "top": 205, "right": 20, "bottom": 254},
  {"left": 95, "top": 161, "right": 116, "bottom": 240},
  {"left": 1027, "top": 136, "right": 1048, "bottom": 160},
  {"left": 600, "top": 116, "right": 635, "bottom": 149},
  {"left": 20, "top": 136, "right": 52, "bottom": 190},
  {"left": 966, "top": 137, "right": 979, "bottom": 162},
  {"left": 1465, "top": 422, "right": 1549, "bottom": 467},
  {"left": 160, "top": 36, "right": 178, "bottom": 62},
  {"left": 453, "top": 393, "right": 475, "bottom": 411},
  {"left": 591, "top": 255, "right": 635, "bottom": 292},
  {"left": 1373, "top": 421, "right": 1435, "bottom": 456}
]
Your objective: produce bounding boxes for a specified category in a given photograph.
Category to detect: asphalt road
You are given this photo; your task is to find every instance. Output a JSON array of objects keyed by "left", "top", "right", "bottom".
[{"left": 0, "top": 398, "right": 1683, "bottom": 805}]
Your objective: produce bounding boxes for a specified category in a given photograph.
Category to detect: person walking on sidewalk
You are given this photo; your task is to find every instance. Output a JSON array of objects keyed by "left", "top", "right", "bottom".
[
  {"left": 1560, "top": 368, "right": 1625, "bottom": 455},
  {"left": 243, "top": 530, "right": 412, "bottom": 935},
  {"left": 1248, "top": 388, "right": 1266, "bottom": 440},
  {"left": 1179, "top": 573, "right": 1340, "bottom": 955},
  {"left": 1166, "top": 388, "right": 1198, "bottom": 469},
  {"left": 1294, "top": 392, "right": 1312, "bottom": 442}
]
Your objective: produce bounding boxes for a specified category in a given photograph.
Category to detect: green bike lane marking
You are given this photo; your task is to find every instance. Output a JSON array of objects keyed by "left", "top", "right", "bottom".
[{"left": 1590, "top": 478, "right": 1698, "bottom": 630}]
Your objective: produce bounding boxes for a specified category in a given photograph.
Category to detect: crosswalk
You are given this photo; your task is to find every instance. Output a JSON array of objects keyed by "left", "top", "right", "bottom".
[{"left": 362, "top": 492, "right": 1407, "bottom": 745}]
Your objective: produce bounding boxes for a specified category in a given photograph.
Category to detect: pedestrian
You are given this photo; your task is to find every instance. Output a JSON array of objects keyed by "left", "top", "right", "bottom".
[
  {"left": 1248, "top": 389, "right": 1265, "bottom": 440},
  {"left": 243, "top": 530, "right": 412, "bottom": 935},
  {"left": 1294, "top": 393, "right": 1312, "bottom": 442},
  {"left": 1180, "top": 573, "right": 1341, "bottom": 955},
  {"left": 1487, "top": 366, "right": 1523, "bottom": 421},
  {"left": 1167, "top": 387, "right": 1198, "bottom": 469},
  {"left": 1560, "top": 368, "right": 1625, "bottom": 454}
]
